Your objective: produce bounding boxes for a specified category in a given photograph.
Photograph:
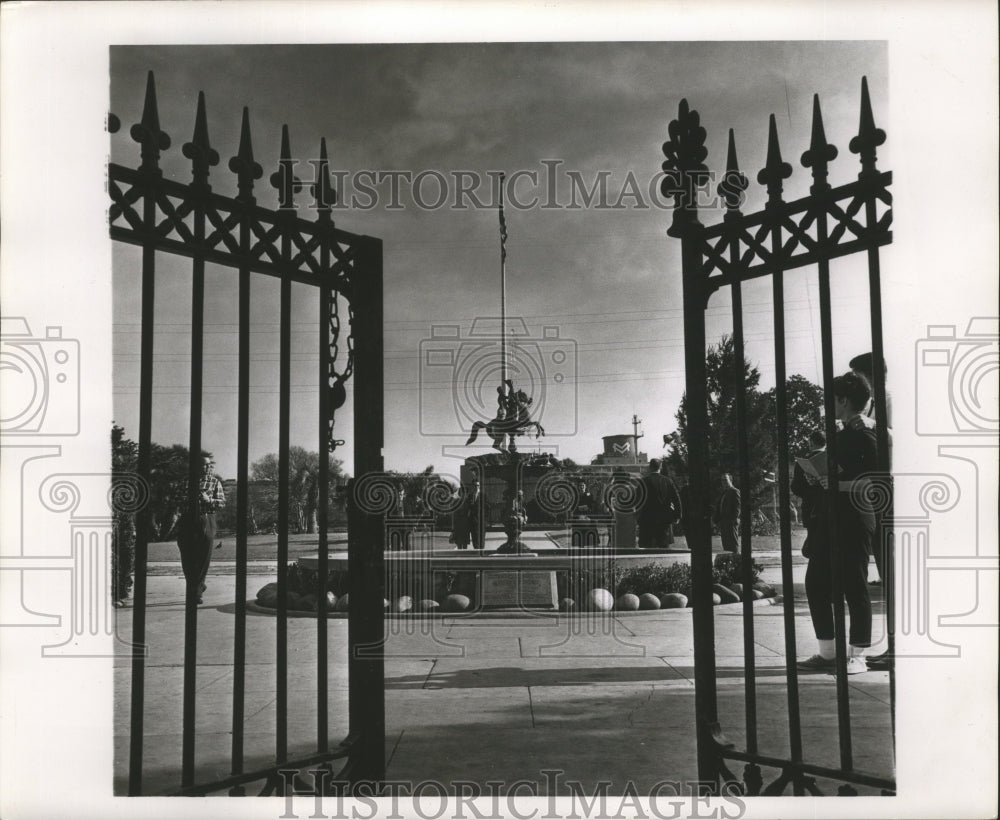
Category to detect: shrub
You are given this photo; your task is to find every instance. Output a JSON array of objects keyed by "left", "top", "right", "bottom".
[
  {"left": 712, "top": 552, "right": 763, "bottom": 588},
  {"left": 112, "top": 512, "right": 135, "bottom": 605},
  {"left": 613, "top": 562, "right": 692, "bottom": 599}
]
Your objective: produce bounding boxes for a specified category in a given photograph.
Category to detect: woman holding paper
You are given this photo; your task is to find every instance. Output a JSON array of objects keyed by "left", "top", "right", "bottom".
[{"left": 797, "top": 372, "right": 878, "bottom": 675}]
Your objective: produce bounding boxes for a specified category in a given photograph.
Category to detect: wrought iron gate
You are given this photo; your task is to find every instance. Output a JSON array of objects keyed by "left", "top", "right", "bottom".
[
  {"left": 109, "top": 72, "right": 385, "bottom": 795},
  {"left": 662, "top": 78, "right": 894, "bottom": 794}
]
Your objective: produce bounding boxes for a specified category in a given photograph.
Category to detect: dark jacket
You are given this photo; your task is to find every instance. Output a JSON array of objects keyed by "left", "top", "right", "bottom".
[
  {"left": 638, "top": 472, "right": 682, "bottom": 528},
  {"left": 714, "top": 486, "right": 741, "bottom": 523},
  {"left": 813, "top": 421, "right": 878, "bottom": 555},
  {"left": 791, "top": 448, "right": 826, "bottom": 528}
]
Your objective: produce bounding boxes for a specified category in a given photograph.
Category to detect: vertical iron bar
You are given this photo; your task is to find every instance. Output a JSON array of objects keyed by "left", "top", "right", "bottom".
[
  {"left": 349, "top": 236, "right": 386, "bottom": 784},
  {"left": 499, "top": 173, "right": 508, "bottom": 386},
  {"left": 127, "top": 193, "right": 156, "bottom": 796},
  {"left": 317, "top": 266, "right": 331, "bottom": 754},
  {"left": 864, "top": 198, "right": 894, "bottom": 751},
  {"left": 229, "top": 260, "right": 250, "bottom": 790},
  {"left": 229, "top": 107, "right": 258, "bottom": 792},
  {"left": 731, "top": 278, "right": 758, "bottom": 756},
  {"left": 816, "top": 244, "right": 854, "bottom": 772},
  {"left": 181, "top": 184, "right": 207, "bottom": 788},
  {"left": 679, "top": 226, "right": 718, "bottom": 790},
  {"left": 276, "top": 257, "right": 291, "bottom": 764},
  {"left": 770, "top": 265, "right": 804, "bottom": 779}
]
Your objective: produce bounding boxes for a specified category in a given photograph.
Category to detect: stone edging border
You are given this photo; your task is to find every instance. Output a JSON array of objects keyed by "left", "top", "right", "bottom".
[{"left": 245, "top": 594, "right": 781, "bottom": 619}]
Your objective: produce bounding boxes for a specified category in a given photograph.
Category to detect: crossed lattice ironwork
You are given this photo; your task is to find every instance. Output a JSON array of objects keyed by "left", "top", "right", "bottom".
[
  {"left": 109, "top": 74, "right": 359, "bottom": 452},
  {"left": 661, "top": 78, "right": 895, "bottom": 797},
  {"left": 109, "top": 71, "right": 384, "bottom": 797}
]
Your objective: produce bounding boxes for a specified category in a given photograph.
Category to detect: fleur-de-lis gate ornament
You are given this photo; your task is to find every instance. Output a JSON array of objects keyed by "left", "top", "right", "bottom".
[
  {"left": 109, "top": 72, "right": 386, "bottom": 796},
  {"left": 662, "top": 78, "right": 894, "bottom": 796}
]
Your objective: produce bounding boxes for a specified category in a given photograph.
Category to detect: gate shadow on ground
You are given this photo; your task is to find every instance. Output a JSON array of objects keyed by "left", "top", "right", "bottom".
[{"left": 387, "top": 665, "right": 687, "bottom": 689}]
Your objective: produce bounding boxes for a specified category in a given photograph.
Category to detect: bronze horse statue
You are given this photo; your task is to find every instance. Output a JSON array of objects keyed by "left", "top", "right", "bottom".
[{"left": 466, "top": 384, "right": 545, "bottom": 453}]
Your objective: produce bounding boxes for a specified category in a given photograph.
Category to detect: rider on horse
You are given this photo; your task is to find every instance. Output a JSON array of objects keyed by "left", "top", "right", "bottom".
[{"left": 467, "top": 378, "right": 545, "bottom": 452}]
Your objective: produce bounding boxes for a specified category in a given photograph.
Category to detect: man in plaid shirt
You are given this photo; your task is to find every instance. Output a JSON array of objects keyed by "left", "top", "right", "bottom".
[{"left": 177, "top": 455, "right": 225, "bottom": 604}]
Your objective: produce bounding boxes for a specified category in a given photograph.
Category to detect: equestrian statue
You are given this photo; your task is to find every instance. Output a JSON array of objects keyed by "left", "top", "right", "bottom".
[{"left": 466, "top": 379, "right": 545, "bottom": 453}]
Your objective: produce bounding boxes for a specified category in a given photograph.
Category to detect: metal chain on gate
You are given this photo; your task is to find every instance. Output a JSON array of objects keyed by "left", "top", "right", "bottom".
[{"left": 327, "top": 292, "right": 355, "bottom": 451}]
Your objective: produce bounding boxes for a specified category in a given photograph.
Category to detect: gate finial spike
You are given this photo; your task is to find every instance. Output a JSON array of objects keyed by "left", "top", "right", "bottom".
[
  {"left": 718, "top": 128, "right": 748, "bottom": 211},
  {"left": 228, "top": 107, "right": 263, "bottom": 201},
  {"left": 280, "top": 124, "right": 292, "bottom": 161},
  {"left": 756, "top": 114, "right": 792, "bottom": 201},
  {"left": 661, "top": 97, "right": 709, "bottom": 236},
  {"left": 270, "top": 124, "right": 300, "bottom": 209},
  {"left": 849, "top": 76, "right": 886, "bottom": 175},
  {"left": 314, "top": 137, "right": 336, "bottom": 211},
  {"left": 801, "top": 94, "right": 838, "bottom": 186},
  {"left": 130, "top": 70, "right": 170, "bottom": 170},
  {"left": 182, "top": 91, "right": 220, "bottom": 185}
]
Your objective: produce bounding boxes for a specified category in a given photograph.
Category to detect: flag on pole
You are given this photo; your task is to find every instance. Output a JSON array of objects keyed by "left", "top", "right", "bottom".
[{"left": 499, "top": 173, "right": 508, "bottom": 262}]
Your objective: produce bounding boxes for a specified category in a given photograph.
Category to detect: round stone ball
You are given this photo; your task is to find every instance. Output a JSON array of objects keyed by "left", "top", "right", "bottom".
[
  {"left": 711, "top": 592, "right": 723, "bottom": 605},
  {"left": 256, "top": 582, "right": 278, "bottom": 602},
  {"left": 658, "top": 592, "right": 688, "bottom": 608},
  {"left": 639, "top": 593, "right": 661, "bottom": 610},
  {"left": 394, "top": 595, "right": 414, "bottom": 614},
  {"left": 558, "top": 598, "right": 576, "bottom": 612},
  {"left": 443, "top": 593, "right": 471, "bottom": 612},
  {"left": 417, "top": 599, "right": 441, "bottom": 612},
  {"left": 712, "top": 583, "right": 740, "bottom": 605},
  {"left": 334, "top": 593, "right": 350, "bottom": 612},
  {"left": 615, "top": 593, "right": 641, "bottom": 611},
  {"left": 587, "top": 588, "right": 614, "bottom": 612}
]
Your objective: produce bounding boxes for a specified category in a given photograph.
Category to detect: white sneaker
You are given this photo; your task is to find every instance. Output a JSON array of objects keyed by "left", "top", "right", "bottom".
[{"left": 846, "top": 657, "right": 868, "bottom": 675}]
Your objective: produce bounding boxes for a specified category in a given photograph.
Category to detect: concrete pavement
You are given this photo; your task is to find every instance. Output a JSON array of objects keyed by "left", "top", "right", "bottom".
[{"left": 113, "top": 545, "right": 893, "bottom": 796}]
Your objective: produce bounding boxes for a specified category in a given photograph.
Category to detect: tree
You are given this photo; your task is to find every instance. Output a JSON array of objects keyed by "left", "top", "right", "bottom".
[
  {"left": 147, "top": 442, "right": 206, "bottom": 541},
  {"left": 761, "top": 374, "right": 826, "bottom": 459},
  {"left": 110, "top": 429, "right": 233, "bottom": 543},
  {"left": 664, "top": 335, "right": 776, "bottom": 513},
  {"left": 250, "top": 447, "right": 345, "bottom": 534}
]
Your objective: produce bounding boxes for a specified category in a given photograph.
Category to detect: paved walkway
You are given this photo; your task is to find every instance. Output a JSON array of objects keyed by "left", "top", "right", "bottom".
[{"left": 114, "top": 546, "right": 893, "bottom": 796}]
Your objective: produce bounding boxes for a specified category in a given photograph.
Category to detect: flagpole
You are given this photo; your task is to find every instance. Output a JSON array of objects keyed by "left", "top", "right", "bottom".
[{"left": 499, "top": 172, "right": 508, "bottom": 388}]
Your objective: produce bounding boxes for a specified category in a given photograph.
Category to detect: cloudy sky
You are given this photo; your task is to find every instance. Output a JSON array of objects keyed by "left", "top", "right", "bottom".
[{"left": 110, "top": 42, "right": 888, "bottom": 477}]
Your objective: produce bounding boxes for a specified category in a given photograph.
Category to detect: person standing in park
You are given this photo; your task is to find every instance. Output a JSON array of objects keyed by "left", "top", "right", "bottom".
[
  {"left": 797, "top": 371, "right": 878, "bottom": 675},
  {"left": 658, "top": 461, "right": 683, "bottom": 547},
  {"left": 848, "top": 351, "right": 893, "bottom": 587},
  {"left": 791, "top": 430, "right": 827, "bottom": 559},
  {"left": 637, "top": 458, "right": 681, "bottom": 550},
  {"left": 387, "top": 486, "right": 411, "bottom": 551},
  {"left": 177, "top": 454, "right": 225, "bottom": 605},
  {"left": 849, "top": 351, "right": 892, "bottom": 431},
  {"left": 713, "top": 473, "right": 741, "bottom": 553},
  {"left": 451, "top": 477, "right": 483, "bottom": 550},
  {"left": 573, "top": 480, "right": 598, "bottom": 519}
]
